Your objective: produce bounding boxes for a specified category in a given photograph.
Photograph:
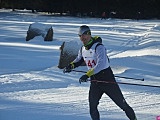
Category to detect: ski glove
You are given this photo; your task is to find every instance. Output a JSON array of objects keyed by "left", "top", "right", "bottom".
[
  {"left": 79, "top": 75, "right": 89, "bottom": 84},
  {"left": 63, "top": 63, "right": 74, "bottom": 73}
]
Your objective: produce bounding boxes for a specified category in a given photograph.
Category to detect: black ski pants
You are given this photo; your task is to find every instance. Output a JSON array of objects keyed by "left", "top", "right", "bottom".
[{"left": 89, "top": 67, "right": 136, "bottom": 120}]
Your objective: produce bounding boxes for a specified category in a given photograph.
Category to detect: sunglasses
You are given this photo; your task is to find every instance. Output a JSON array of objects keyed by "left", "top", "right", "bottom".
[{"left": 78, "top": 31, "right": 91, "bottom": 37}]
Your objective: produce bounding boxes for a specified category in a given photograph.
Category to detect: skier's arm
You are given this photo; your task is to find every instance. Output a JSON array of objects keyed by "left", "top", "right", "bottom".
[
  {"left": 71, "top": 49, "right": 84, "bottom": 68},
  {"left": 64, "top": 48, "right": 84, "bottom": 73}
]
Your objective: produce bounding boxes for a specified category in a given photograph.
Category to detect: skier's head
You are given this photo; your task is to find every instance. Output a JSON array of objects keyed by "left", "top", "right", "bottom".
[
  {"left": 78, "top": 25, "right": 91, "bottom": 36},
  {"left": 78, "top": 25, "right": 91, "bottom": 45}
]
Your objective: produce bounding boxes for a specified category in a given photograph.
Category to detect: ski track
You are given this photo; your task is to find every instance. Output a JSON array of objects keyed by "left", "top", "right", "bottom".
[
  {"left": 0, "top": 10, "right": 160, "bottom": 120},
  {"left": 1, "top": 67, "right": 160, "bottom": 120}
]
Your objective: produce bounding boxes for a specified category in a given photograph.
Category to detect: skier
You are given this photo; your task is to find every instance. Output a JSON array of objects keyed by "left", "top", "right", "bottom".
[
  {"left": 63, "top": 25, "right": 137, "bottom": 120},
  {"left": 101, "top": 11, "right": 106, "bottom": 20}
]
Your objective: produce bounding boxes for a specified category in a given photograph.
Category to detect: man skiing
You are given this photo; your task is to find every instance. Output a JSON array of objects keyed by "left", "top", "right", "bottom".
[{"left": 63, "top": 25, "right": 137, "bottom": 120}]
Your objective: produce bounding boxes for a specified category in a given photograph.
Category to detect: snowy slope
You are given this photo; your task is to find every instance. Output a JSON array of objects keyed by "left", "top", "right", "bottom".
[{"left": 0, "top": 9, "right": 160, "bottom": 120}]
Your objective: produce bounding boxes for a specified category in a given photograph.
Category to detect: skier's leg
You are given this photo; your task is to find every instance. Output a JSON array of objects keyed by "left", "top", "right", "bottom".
[
  {"left": 89, "top": 83, "right": 103, "bottom": 120},
  {"left": 102, "top": 83, "right": 137, "bottom": 120}
]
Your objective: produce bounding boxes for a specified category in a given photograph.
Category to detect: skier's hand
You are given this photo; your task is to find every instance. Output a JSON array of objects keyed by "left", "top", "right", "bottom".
[
  {"left": 79, "top": 75, "right": 89, "bottom": 84},
  {"left": 63, "top": 62, "right": 75, "bottom": 73},
  {"left": 63, "top": 64, "right": 73, "bottom": 73}
]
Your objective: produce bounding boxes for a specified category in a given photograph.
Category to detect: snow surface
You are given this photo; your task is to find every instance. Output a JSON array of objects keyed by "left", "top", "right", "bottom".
[{"left": 0, "top": 9, "right": 160, "bottom": 120}]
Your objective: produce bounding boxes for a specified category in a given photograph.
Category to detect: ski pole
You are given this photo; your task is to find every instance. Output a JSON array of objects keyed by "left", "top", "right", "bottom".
[
  {"left": 71, "top": 70, "right": 144, "bottom": 81},
  {"left": 72, "top": 69, "right": 86, "bottom": 73},
  {"left": 71, "top": 70, "right": 160, "bottom": 88},
  {"left": 88, "top": 80, "right": 160, "bottom": 88},
  {"left": 114, "top": 75, "right": 144, "bottom": 81}
]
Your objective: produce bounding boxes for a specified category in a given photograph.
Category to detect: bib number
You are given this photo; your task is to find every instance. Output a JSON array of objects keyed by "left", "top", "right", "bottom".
[{"left": 86, "top": 60, "right": 96, "bottom": 68}]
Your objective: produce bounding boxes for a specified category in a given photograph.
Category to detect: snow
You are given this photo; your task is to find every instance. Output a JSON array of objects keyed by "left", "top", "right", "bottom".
[{"left": 0, "top": 9, "right": 160, "bottom": 120}]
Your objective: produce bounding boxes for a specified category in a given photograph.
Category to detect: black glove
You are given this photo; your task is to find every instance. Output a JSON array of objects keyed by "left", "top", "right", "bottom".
[
  {"left": 79, "top": 75, "right": 89, "bottom": 84},
  {"left": 63, "top": 64, "right": 72, "bottom": 73}
]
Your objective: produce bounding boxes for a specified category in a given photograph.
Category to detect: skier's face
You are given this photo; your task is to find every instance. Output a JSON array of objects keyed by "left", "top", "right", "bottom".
[{"left": 79, "top": 34, "right": 91, "bottom": 45}]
